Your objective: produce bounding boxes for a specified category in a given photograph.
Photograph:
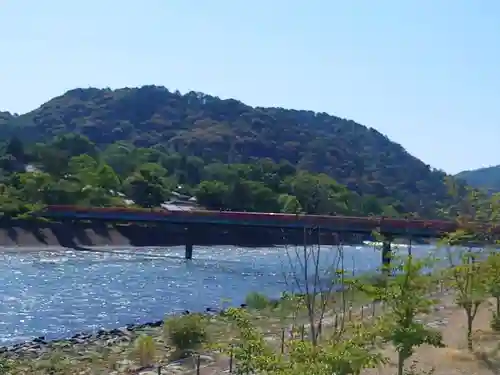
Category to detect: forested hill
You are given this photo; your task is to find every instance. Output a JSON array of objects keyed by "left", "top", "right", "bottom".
[
  {"left": 0, "top": 85, "right": 466, "bottom": 217},
  {"left": 456, "top": 166, "right": 500, "bottom": 192}
]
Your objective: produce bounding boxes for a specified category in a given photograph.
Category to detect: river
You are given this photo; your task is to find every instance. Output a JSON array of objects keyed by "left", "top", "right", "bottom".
[{"left": 0, "top": 243, "right": 435, "bottom": 345}]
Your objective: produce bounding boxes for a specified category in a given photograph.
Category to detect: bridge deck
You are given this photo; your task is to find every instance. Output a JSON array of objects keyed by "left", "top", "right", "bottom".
[{"left": 39, "top": 205, "right": 464, "bottom": 238}]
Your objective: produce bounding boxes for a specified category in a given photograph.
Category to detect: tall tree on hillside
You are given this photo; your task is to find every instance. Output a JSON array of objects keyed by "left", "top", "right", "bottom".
[{"left": 5, "top": 136, "right": 25, "bottom": 162}]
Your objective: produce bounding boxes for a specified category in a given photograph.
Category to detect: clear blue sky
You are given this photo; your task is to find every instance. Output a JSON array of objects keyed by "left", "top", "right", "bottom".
[{"left": 1, "top": 0, "right": 498, "bottom": 174}]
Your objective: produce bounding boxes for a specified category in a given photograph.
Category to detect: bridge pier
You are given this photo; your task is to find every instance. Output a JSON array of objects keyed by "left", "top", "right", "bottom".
[
  {"left": 185, "top": 242, "right": 193, "bottom": 260},
  {"left": 185, "top": 227, "right": 193, "bottom": 260}
]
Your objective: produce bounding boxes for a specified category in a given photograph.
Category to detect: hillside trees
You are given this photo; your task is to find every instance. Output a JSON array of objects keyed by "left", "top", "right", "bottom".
[
  {"left": 1, "top": 85, "right": 471, "bottom": 218},
  {"left": 0, "top": 135, "right": 403, "bottom": 217}
]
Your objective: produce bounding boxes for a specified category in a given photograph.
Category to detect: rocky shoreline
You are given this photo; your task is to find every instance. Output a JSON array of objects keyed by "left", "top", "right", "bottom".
[
  {"left": 0, "top": 319, "right": 167, "bottom": 360},
  {"left": 0, "top": 303, "right": 239, "bottom": 361}
]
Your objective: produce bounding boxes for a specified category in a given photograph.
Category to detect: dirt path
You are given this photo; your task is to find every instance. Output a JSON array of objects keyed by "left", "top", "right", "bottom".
[{"left": 364, "top": 294, "right": 500, "bottom": 375}]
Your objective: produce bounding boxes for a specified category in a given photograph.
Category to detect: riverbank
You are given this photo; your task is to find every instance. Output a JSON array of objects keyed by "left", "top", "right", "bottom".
[
  {"left": 5, "top": 287, "right": 500, "bottom": 375},
  {"left": 0, "top": 287, "right": 373, "bottom": 374}
]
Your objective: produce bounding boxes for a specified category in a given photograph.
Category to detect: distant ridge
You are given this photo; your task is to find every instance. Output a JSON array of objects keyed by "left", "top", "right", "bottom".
[{"left": 456, "top": 165, "right": 500, "bottom": 192}]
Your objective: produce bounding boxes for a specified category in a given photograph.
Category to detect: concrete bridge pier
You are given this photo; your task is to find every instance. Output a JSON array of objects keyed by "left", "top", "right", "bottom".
[
  {"left": 184, "top": 227, "right": 193, "bottom": 260},
  {"left": 185, "top": 242, "right": 193, "bottom": 260}
]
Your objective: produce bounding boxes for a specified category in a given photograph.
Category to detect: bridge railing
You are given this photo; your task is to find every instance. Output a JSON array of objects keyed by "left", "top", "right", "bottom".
[{"left": 39, "top": 205, "right": 472, "bottom": 235}]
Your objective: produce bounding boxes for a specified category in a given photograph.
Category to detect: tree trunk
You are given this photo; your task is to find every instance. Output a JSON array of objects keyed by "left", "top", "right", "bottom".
[
  {"left": 467, "top": 312, "right": 473, "bottom": 351},
  {"left": 397, "top": 351, "right": 405, "bottom": 375}
]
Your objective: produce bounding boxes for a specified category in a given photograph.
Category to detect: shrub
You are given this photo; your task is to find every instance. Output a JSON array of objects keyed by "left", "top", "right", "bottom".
[
  {"left": 245, "top": 292, "right": 270, "bottom": 310},
  {"left": 133, "top": 334, "right": 156, "bottom": 368},
  {"left": 32, "top": 352, "right": 73, "bottom": 375},
  {"left": 0, "top": 359, "right": 12, "bottom": 375},
  {"left": 491, "top": 312, "right": 500, "bottom": 332},
  {"left": 164, "top": 314, "right": 208, "bottom": 356}
]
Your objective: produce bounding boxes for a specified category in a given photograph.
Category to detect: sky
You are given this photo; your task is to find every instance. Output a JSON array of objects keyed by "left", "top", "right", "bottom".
[{"left": 0, "top": 1, "right": 498, "bottom": 174}]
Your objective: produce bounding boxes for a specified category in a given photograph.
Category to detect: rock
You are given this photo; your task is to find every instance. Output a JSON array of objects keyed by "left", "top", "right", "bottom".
[
  {"left": 163, "top": 363, "right": 186, "bottom": 374},
  {"left": 96, "top": 329, "right": 108, "bottom": 337},
  {"left": 69, "top": 337, "right": 86, "bottom": 345},
  {"left": 0, "top": 315, "right": 187, "bottom": 360},
  {"left": 108, "top": 328, "right": 124, "bottom": 336},
  {"left": 115, "top": 327, "right": 133, "bottom": 337},
  {"left": 139, "top": 371, "right": 158, "bottom": 375},
  {"left": 116, "top": 358, "right": 136, "bottom": 372},
  {"left": 32, "top": 336, "right": 46, "bottom": 344},
  {"left": 198, "top": 354, "right": 214, "bottom": 363}
]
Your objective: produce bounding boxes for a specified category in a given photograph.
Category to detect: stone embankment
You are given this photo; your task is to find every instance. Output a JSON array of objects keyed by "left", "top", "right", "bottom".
[{"left": 0, "top": 220, "right": 365, "bottom": 248}]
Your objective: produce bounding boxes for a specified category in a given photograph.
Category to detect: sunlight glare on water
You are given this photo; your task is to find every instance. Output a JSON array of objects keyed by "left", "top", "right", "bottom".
[{"left": 0, "top": 244, "right": 434, "bottom": 344}]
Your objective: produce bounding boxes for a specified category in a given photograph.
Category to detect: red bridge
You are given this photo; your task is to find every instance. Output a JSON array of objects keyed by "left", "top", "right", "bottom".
[
  {"left": 41, "top": 205, "right": 460, "bottom": 237},
  {"left": 39, "top": 205, "right": 493, "bottom": 260}
]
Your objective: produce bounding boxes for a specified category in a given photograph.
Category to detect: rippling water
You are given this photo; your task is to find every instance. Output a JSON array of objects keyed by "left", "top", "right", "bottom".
[{"left": 0, "top": 244, "right": 435, "bottom": 344}]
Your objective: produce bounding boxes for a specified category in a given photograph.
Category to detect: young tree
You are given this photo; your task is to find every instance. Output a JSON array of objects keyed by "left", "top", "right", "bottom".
[
  {"left": 443, "top": 240, "right": 487, "bottom": 351},
  {"left": 222, "top": 306, "right": 385, "bottom": 375},
  {"left": 282, "top": 228, "right": 346, "bottom": 346},
  {"left": 485, "top": 251, "right": 500, "bottom": 330},
  {"left": 440, "top": 186, "right": 495, "bottom": 351},
  {"left": 482, "top": 193, "right": 500, "bottom": 329},
  {"left": 358, "top": 253, "right": 444, "bottom": 375}
]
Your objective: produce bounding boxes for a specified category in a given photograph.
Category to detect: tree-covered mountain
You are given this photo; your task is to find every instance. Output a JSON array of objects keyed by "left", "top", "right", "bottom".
[
  {"left": 0, "top": 85, "right": 468, "bottom": 218},
  {"left": 456, "top": 166, "right": 500, "bottom": 192}
]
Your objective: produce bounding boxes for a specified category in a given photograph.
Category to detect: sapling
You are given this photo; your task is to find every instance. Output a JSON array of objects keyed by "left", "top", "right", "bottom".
[
  {"left": 222, "top": 306, "right": 385, "bottom": 375},
  {"left": 282, "top": 228, "right": 346, "bottom": 346},
  {"left": 357, "top": 253, "right": 444, "bottom": 375},
  {"left": 483, "top": 251, "right": 500, "bottom": 330},
  {"left": 443, "top": 239, "right": 487, "bottom": 351},
  {"left": 134, "top": 334, "right": 156, "bottom": 368},
  {"left": 440, "top": 180, "right": 500, "bottom": 349}
]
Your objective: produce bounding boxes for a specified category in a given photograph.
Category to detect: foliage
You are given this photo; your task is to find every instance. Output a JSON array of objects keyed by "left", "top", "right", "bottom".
[
  {"left": 244, "top": 292, "right": 271, "bottom": 311},
  {"left": 31, "top": 352, "right": 73, "bottom": 374},
  {"left": 0, "top": 85, "right": 473, "bottom": 218},
  {"left": 442, "top": 247, "right": 488, "bottom": 351},
  {"left": 0, "top": 359, "right": 12, "bottom": 375},
  {"left": 0, "top": 132, "right": 431, "bottom": 218},
  {"left": 485, "top": 251, "right": 500, "bottom": 315},
  {"left": 358, "top": 254, "right": 444, "bottom": 375},
  {"left": 490, "top": 312, "right": 500, "bottom": 332},
  {"left": 440, "top": 186, "right": 499, "bottom": 350},
  {"left": 164, "top": 314, "right": 209, "bottom": 356},
  {"left": 221, "top": 306, "right": 386, "bottom": 375},
  {"left": 133, "top": 334, "right": 156, "bottom": 368}
]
